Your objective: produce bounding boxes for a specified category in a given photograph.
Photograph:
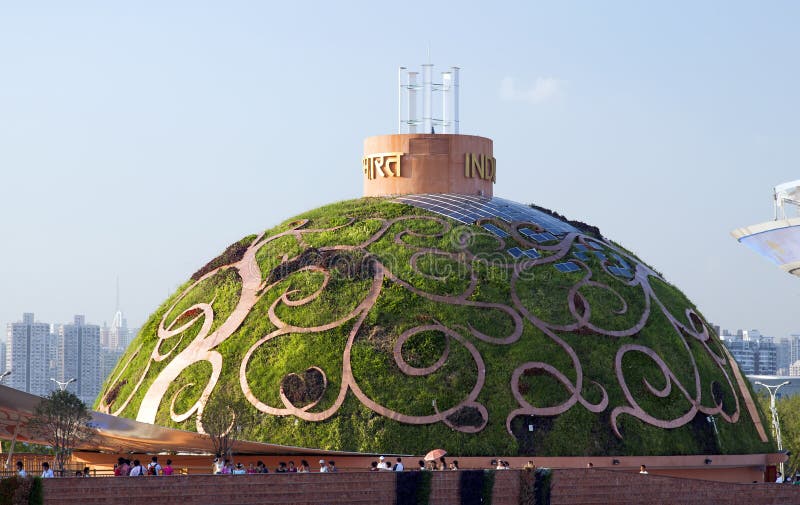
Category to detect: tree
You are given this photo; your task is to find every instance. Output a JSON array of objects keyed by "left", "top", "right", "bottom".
[
  {"left": 756, "top": 391, "right": 800, "bottom": 476},
  {"left": 198, "top": 384, "right": 257, "bottom": 461},
  {"left": 26, "top": 390, "right": 96, "bottom": 475}
]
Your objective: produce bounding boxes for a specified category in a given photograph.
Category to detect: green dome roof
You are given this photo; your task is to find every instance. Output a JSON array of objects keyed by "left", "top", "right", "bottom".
[{"left": 97, "top": 197, "right": 773, "bottom": 456}]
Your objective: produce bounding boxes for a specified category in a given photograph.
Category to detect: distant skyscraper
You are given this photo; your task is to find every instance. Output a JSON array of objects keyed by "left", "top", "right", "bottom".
[
  {"left": 777, "top": 337, "right": 791, "bottom": 375},
  {"left": 0, "top": 338, "right": 6, "bottom": 374},
  {"left": 108, "top": 278, "right": 131, "bottom": 351},
  {"left": 6, "top": 313, "right": 55, "bottom": 396},
  {"left": 109, "top": 310, "right": 129, "bottom": 351},
  {"left": 58, "top": 315, "right": 101, "bottom": 405}
]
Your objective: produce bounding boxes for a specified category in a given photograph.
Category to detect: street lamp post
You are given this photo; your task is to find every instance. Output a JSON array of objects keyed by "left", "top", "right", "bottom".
[
  {"left": 755, "top": 380, "right": 791, "bottom": 477},
  {"left": 50, "top": 377, "right": 76, "bottom": 392}
]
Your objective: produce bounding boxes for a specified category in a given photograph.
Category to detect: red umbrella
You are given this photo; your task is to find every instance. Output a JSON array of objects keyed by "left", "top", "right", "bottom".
[{"left": 424, "top": 449, "right": 447, "bottom": 461}]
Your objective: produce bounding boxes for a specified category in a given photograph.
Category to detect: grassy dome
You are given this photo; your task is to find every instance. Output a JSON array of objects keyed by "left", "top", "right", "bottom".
[{"left": 97, "top": 197, "right": 773, "bottom": 456}]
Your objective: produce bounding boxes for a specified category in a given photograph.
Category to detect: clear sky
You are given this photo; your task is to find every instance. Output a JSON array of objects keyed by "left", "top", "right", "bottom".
[{"left": 0, "top": 1, "right": 798, "bottom": 338}]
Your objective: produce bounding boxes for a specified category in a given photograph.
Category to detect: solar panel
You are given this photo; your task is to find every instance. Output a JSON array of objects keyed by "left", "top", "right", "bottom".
[
  {"left": 530, "top": 232, "right": 557, "bottom": 243},
  {"left": 508, "top": 247, "right": 523, "bottom": 258},
  {"left": 593, "top": 252, "right": 607, "bottom": 262},
  {"left": 608, "top": 266, "right": 633, "bottom": 278},
  {"left": 613, "top": 254, "right": 630, "bottom": 269},
  {"left": 554, "top": 262, "right": 580, "bottom": 273},
  {"left": 573, "top": 251, "right": 590, "bottom": 261},
  {"left": 574, "top": 244, "right": 588, "bottom": 252},
  {"left": 394, "top": 194, "right": 580, "bottom": 236},
  {"left": 482, "top": 223, "right": 509, "bottom": 238},
  {"left": 523, "top": 248, "right": 541, "bottom": 259}
]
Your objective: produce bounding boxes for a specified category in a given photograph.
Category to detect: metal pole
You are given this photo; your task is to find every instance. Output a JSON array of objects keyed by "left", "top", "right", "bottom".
[
  {"left": 408, "top": 71, "right": 418, "bottom": 133},
  {"left": 451, "top": 67, "right": 460, "bottom": 134},
  {"left": 422, "top": 64, "right": 433, "bottom": 133},
  {"left": 755, "top": 381, "right": 790, "bottom": 477},
  {"left": 4, "top": 418, "right": 20, "bottom": 470},
  {"left": 441, "top": 71, "right": 451, "bottom": 133},
  {"left": 398, "top": 67, "right": 406, "bottom": 134}
]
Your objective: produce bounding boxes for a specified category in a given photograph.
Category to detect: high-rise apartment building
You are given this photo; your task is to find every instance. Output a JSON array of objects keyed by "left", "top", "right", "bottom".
[
  {"left": 0, "top": 338, "right": 6, "bottom": 374},
  {"left": 777, "top": 337, "right": 791, "bottom": 375},
  {"left": 6, "top": 313, "right": 56, "bottom": 396},
  {"left": 58, "top": 315, "right": 102, "bottom": 405},
  {"left": 722, "top": 332, "right": 777, "bottom": 375}
]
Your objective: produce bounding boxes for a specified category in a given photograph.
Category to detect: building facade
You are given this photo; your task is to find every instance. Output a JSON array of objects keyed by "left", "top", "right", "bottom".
[
  {"left": 58, "top": 315, "right": 102, "bottom": 405},
  {"left": 722, "top": 333, "right": 777, "bottom": 376},
  {"left": 6, "top": 313, "right": 56, "bottom": 396}
]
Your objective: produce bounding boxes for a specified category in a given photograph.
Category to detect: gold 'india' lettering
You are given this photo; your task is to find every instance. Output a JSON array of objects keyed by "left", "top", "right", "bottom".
[
  {"left": 465, "top": 153, "right": 496, "bottom": 183},
  {"left": 363, "top": 152, "right": 402, "bottom": 180}
]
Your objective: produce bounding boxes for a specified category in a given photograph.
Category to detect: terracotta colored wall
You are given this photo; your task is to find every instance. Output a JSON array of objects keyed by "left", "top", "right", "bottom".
[
  {"left": 40, "top": 468, "right": 800, "bottom": 505},
  {"left": 550, "top": 468, "right": 800, "bottom": 505},
  {"left": 41, "top": 471, "right": 519, "bottom": 505},
  {"left": 363, "top": 134, "right": 494, "bottom": 197}
]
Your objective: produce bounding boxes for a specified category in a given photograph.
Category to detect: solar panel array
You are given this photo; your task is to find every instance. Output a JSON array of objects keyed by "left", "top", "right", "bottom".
[
  {"left": 482, "top": 223, "right": 509, "bottom": 238},
  {"left": 608, "top": 266, "right": 633, "bottom": 278},
  {"left": 508, "top": 247, "right": 541, "bottom": 259},
  {"left": 395, "top": 194, "right": 579, "bottom": 236},
  {"left": 523, "top": 248, "right": 541, "bottom": 259},
  {"left": 612, "top": 254, "right": 630, "bottom": 269},
  {"left": 554, "top": 262, "right": 581, "bottom": 273},
  {"left": 519, "top": 228, "right": 558, "bottom": 243}
]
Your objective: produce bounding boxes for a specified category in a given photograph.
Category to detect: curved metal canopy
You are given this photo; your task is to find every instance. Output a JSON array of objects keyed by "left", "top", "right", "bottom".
[{"left": 0, "top": 385, "right": 361, "bottom": 456}]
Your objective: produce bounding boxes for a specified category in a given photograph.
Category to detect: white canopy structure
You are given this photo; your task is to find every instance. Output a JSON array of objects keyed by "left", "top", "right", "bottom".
[
  {"left": 733, "top": 180, "right": 800, "bottom": 278},
  {"left": 775, "top": 179, "right": 800, "bottom": 219}
]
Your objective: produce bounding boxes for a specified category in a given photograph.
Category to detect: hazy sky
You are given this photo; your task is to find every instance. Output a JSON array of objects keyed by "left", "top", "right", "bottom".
[{"left": 1, "top": 1, "right": 798, "bottom": 338}]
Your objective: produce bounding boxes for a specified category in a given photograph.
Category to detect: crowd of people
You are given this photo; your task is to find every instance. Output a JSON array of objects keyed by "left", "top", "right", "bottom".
[
  {"left": 14, "top": 454, "right": 539, "bottom": 478},
  {"left": 774, "top": 471, "right": 800, "bottom": 484},
  {"left": 210, "top": 457, "right": 338, "bottom": 474},
  {"left": 14, "top": 460, "right": 93, "bottom": 478},
  {"left": 113, "top": 456, "right": 174, "bottom": 476}
]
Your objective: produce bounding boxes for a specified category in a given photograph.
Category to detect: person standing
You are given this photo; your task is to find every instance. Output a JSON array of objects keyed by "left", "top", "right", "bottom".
[
  {"left": 41, "top": 462, "right": 54, "bottom": 478},
  {"left": 147, "top": 456, "right": 162, "bottom": 476},
  {"left": 639, "top": 465, "right": 648, "bottom": 475},
  {"left": 319, "top": 460, "right": 329, "bottom": 472},
  {"left": 393, "top": 458, "right": 404, "bottom": 471},
  {"left": 129, "top": 460, "right": 144, "bottom": 476},
  {"left": 16, "top": 461, "right": 27, "bottom": 478},
  {"left": 163, "top": 459, "right": 174, "bottom": 476}
]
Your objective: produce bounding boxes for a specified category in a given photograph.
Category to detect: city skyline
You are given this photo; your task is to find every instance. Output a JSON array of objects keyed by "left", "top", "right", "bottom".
[{"left": 1, "top": 2, "right": 799, "bottom": 338}]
